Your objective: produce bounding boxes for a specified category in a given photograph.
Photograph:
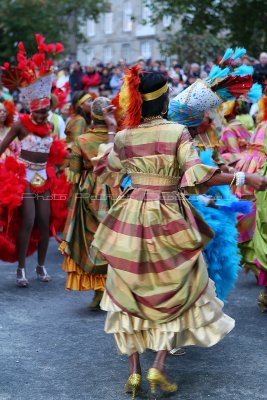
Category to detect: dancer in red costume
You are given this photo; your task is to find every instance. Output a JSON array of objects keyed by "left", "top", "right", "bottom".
[{"left": 0, "top": 34, "right": 67, "bottom": 287}]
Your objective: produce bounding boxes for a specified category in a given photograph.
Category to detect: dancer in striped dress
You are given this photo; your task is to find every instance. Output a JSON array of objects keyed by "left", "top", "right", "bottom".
[
  {"left": 60, "top": 97, "right": 119, "bottom": 310},
  {"left": 90, "top": 67, "right": 267, "bottom": 398}
]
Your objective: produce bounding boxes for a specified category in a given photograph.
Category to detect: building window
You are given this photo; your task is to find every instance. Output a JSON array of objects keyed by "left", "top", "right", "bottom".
[
  {"left": 136, "top": 0, "right": 155, "bottom": 37},
  {"left": 141, "top": 41, "right": 152, "bottom": 60},
  {"left": 103, "top": 46, "right": 113, "bottom": 63},
  {"left": 104, "top": 12, "right": 113, "bottom": 34},
  {"left": 142, "top": 0, "right": 152, "bottom": 21},
  {"left": 123, "top": 1, "right": 133, "bottom": 32},
  {"left": 87, "top": 19, "right": 95, "bottom": 37},
  {"left": 163, "top": 15, "right": 172, "bottom": 28},
  {"left": 121, "top": 44, "right": 131, "bottom": 63},
  {"left": 86, "top": 48, "right": 95, "bottom": 65}
]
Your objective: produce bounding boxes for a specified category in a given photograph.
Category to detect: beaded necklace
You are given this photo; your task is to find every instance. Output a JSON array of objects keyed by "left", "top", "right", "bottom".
[{"left": 139, "top": 117, "right": 175, "bottom": 128}]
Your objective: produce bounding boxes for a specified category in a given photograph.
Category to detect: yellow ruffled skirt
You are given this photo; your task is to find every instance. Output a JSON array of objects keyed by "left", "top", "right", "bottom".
[
  {"left": 101, "top": 280, "right": 235, "bottom": 356},
  {"left": 59, "top": 241, "right": 106, "bottom": 291}
]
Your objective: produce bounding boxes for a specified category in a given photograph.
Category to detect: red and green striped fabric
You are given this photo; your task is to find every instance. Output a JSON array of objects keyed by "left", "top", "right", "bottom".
[
  {"left": 64, "top": 114, "right": 88, "bottom": 145},
  {"left": 63, "top": 127, "right": 119, "bottom": 277},
  {"left": 220, "top": 120, "right": 251, "bottom": 165},
  {"left": 91, "top": 120, "right": 219, "bottom": 324}
]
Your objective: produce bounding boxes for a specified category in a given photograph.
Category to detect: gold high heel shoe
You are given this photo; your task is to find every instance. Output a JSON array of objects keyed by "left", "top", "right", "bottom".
[
  {"left": 257, "top": 292, "right": 267, "bottom": 312},
  {"left": 124, "top": 373, "right": 142, "bottom": 400},
  {"left": 147, "top": 368, "right": 177, "bottom": 395}
]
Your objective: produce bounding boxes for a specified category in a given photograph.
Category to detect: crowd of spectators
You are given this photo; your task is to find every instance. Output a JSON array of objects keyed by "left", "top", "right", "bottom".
[
  {"left": 1, "top": 51, "right": 267, "bottom": 116},
  {"left": 54, "top": 51, "right": 267, "bottom": 100}
]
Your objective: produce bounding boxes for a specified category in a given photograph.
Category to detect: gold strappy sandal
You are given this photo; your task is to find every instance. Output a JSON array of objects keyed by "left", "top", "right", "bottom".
[{"left": 125, "top": 373, "right": 142, "bottom": 400}]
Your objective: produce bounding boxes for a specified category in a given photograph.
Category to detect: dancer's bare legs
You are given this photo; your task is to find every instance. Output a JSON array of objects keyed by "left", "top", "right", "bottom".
[
  {"left": 16, "top": 189, "right": 35, "bottom": 286},
  {"left": 35, "top": 191, "right": 51, "bottom": 267},
  {"left": 152, "top": 350, "right": 168, "bottom": 373},
  {"left": 128, "top": 352, "right": 141, "bottom": 375},
  {"left": 16, "top": 189, "right": 51, "bottom": 285}
]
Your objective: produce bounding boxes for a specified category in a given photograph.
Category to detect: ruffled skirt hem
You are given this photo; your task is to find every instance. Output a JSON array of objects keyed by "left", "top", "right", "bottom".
[
  {"left": 59, "top": 241, "right": 106, "bottom": 291},
  {"left": 101, "top": 280, "right": 235, "bottom": 355}
]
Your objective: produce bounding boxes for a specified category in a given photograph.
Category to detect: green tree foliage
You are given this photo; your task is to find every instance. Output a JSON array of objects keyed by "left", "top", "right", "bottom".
[
  {"left": 158, "top": 32, "right": 227, "bottom": 64},
  {"left": 146, "top": 0, "right": 267, "bottom": 60},
  {"left": 0, "top": 0, "right": 110, "bottom": 62}
]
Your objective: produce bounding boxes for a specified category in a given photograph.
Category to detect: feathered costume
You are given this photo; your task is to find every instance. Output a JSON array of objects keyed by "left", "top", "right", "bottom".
[
  {"left": 167, "top": 47, "right": 259, "bottom": 301},
  {"left": 168, "top": 47, "right": 261, "bottom": 127},
  {"left": 121, "top": 148, "right": 250, "bottom": 302},
  {"left": 189, "top": 150, "right": 252, "bottom": 301},
  {"left": 0, "top": 139, "right": 69, "bottom": 263},
  {"left": 0, "top": 34, "right": 70, "bottom": 263}
]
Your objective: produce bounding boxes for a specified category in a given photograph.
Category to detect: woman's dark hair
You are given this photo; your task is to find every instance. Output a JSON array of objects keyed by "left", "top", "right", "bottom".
[
  {"left": 71, "top": 90, "right": 91, "bottom": 123},
  {"left": 236, "top": 101, "right": 250, "bottom": 115},
  {"left": 139, "top": 72, "right": 168, "bottom": 118}
]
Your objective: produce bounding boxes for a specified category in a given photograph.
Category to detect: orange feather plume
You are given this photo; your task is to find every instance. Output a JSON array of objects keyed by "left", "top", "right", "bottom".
[
  {"left": 119, "top": 65, "right": 143, "bottom": 128},
  {"left": 257, "top": 96, "right": 267, "bottom": 124},
  {"left": 3, "top": 100, "right": 16, "bottom": 127}
]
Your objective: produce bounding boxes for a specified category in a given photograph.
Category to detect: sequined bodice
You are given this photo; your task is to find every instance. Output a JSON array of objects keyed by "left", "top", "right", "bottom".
[{"left": 20, "top": 133, "right": 53, "bottom": 153}]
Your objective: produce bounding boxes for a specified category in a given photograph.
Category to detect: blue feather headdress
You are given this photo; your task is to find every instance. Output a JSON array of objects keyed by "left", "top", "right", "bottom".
[{"left": 168, "top": 46, "right": 262, "bottom": 127}]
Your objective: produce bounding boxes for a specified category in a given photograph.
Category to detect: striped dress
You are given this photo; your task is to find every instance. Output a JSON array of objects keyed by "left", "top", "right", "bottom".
[
  {"left": 237, "top": 122, "right": 267, "bottom": 278},
  {"left": 64, "top": 114, "right": 87, "bottom": 146},
  {"left": 91, "top": 119, "right": 234, "bottom": 355},
  {"left": 234, "top": 123, "right": 267, "bottom": 268},
  {"left": 220, "top": 120, "right": 251, "bottom": 166},
  {"left": 60, "top": 127, "right": 118, "bottom": 291},
  {"left": 251, "top": 123, "right": 267, "bottom": 283},
  {"left": 234, "top": 121, "right": 267, "bottom": 199}
]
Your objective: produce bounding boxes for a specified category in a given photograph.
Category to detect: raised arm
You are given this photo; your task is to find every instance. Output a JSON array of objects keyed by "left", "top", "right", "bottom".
[
  {"left": 177, "top": 128, "right": 267, "bottom": 193},
  {"left": 206, "top": 171, "right": 267, "bottom": 191},
  {"left": 0, "top": 122, "right": 21, "bottom": 156}
]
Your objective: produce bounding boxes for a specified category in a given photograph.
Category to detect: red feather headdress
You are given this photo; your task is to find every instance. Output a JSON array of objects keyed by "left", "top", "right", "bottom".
[
  {"left": 52, "top": 82, "right": 70, "bottom": 110},
  {"left": 1, "top": 35, "right": 64, "bottom": 111}
]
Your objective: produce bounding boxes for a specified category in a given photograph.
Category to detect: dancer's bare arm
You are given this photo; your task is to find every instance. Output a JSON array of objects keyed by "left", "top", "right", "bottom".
[
  {"left": 0, "top": 122, "right": 21, "bottom": 155},
  {"left": 206, "top": 172, "right": 267, "bottom": 191}
]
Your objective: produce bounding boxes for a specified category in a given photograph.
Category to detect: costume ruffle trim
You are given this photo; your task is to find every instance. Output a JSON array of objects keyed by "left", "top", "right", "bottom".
[
  {"left": 59, "top": 241, "right": 106, "bottom": 291},
  {"left": 101, "top": 280, "right": 235, "bottom": 355}
]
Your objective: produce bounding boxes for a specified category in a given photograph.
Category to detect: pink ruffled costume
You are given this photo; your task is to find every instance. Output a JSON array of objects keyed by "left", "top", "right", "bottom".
[{"left": 220, "top": 120, "right": 251, "bottom": 166}]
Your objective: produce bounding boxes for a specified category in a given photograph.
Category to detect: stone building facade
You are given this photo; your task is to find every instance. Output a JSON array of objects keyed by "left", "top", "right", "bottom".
[{"left": 76, "top": 0, "right": 179, "bottom": 66}]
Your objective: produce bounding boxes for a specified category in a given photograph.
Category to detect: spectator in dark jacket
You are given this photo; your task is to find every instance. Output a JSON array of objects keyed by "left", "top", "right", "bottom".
[
  {"left": 69, "top": 62, "right": 84, "bottom": 95},
  {"left": 99, "top": 68, "right": 112, "bottom": 97},
  {"left": 253, "top": 52, "right": 267, "bottom": 85}
]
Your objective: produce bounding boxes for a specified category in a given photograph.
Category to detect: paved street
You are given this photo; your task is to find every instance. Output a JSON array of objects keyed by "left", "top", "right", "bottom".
[{"left": 0, "top": 238, "right": 266, "bottom": 400}]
